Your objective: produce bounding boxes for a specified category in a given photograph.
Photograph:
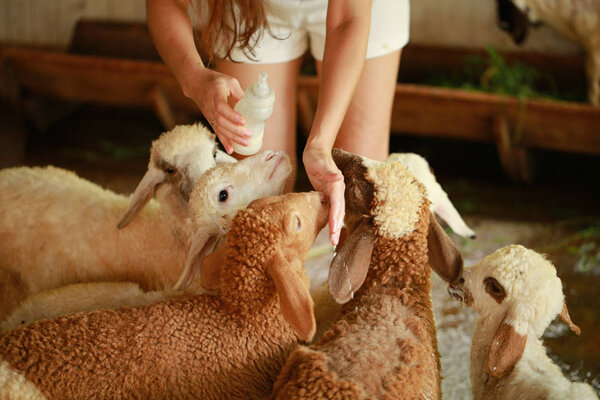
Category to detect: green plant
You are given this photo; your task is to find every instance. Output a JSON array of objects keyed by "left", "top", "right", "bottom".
[
  {"left": 569, "top": 242, "right": 600, "bottom": 273},
  {"left": 419, "top": 47, "right": 586, "bottom": 102}
]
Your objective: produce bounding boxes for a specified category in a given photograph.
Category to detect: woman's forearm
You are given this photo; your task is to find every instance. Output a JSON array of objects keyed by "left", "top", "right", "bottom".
[
  {"left": 307, "top": 0, "right": 372, "bottom": 149},
  {"left": 146, "top": 0, "right": 206, "bottom": 92}
]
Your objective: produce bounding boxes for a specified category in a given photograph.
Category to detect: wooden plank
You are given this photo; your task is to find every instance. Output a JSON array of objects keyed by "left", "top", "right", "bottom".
[
  {"left": 0, "top": 47, "right": 197, "bottom": 112},
  {"left": 297, "top": 76, "right": 600, "bottom": 155},
  {"left": 391, "top": 85, "right": 600, "bottom": 154},
  {"left": 2, "top": 46, "right": 596, "bottom": 156}
]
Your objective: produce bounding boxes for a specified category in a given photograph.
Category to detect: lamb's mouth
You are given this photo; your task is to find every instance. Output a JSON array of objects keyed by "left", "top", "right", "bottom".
[
  {"left": 268, "top": 153, "right": 286, "bottom": 180},
  {"left": 448, "top": 284, "right": 467, "bottom": 303}
]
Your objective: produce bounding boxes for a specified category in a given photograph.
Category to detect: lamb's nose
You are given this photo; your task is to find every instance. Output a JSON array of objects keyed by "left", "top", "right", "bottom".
[{"left": 265, "top": 151, "right": 276, "bottom": 161}]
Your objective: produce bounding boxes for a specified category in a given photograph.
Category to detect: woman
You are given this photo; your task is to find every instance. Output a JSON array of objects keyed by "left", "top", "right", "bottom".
[{"left": 146, "top": 0, "right": 409, "bottom": 246}]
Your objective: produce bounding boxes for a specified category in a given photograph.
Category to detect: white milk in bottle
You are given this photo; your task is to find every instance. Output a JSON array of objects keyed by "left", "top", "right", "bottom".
[{"left": 232, "top": 72, "right": 275, "bottom": 155}]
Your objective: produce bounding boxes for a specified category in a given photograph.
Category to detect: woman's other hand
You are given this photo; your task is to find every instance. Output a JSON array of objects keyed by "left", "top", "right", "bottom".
[{"left": 303, "top": 143, "right": 345, "bottom": 246}]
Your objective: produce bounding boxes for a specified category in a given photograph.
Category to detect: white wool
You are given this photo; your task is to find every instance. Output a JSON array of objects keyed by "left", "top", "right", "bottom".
[
  {"left": 1, "top": 151, "right": 291, "bottom": 328},
  {"left": 463, "top": 245, "right": 599, "bottom": 400},
  {"left": 363, "top": 157, "right": 426, "bottom": 238},
  {"left": 464, "top": 245, "right": 563, "bottom": 336},
  {"left": 386, "top": 152, "right": 475, "bottom": 238},
  {"left": 0, "top": 360, "right": 46, "bottom": 399},
  {"left": 0, "top": 282, "right": 182, "bottom": 333},
  {"left": 152, "top": 123, "right": 235, "bottom": 188}
]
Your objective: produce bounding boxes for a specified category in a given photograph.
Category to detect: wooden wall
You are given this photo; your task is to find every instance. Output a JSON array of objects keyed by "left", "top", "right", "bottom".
[
  {"left": 0, "top": 0, "right": 583, "bottom": 55},
  {"left": 0, "top": 0, "right": 146, "bottom": 48}
]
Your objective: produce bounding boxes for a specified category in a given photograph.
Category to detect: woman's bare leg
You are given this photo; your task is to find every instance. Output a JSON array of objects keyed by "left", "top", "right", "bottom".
[
  {"left": 316, "top": 50, "right": 401, "bottom": 161},
  {"left": 215, "top": 57, "right": 303, "bottom": 192}
]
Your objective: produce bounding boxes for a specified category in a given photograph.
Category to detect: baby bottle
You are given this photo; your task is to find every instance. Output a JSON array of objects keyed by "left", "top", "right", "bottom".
[{"left": 232, "top": 72, "right": 275, "bottom": 155}]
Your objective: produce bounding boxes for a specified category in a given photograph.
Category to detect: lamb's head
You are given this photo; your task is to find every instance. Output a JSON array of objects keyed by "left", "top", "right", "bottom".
[
  {"left": 449, "top": 244, "right": 581, "bottom": 378},
  {"left": 496, "top": 0, "right": 531, "bottom": 44},
  {"left": 387, "top": 153, "right": 476, "bottom": 239},
  {"left": 215, "top": 191, "right": 329, "bottom": 342},
  {"left": 172, "top": 150, "right": 292, "bottom": 290},
  {"left": 118, "top": 123, "right": 236, "bottom": 228},
  {"left": 196, "top": 192, "right": 329, "bottom": 341},
  {"left": 328, "top": 149, "right": 463, "bottom": 304}
]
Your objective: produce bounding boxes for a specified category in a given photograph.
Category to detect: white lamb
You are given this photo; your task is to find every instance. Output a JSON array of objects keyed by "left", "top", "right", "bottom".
[
  {"left": 118, "top": 122, "right": 236, "bottom": 227},
  {"left": 0, "top": 123, "right": 231, "bottom": 317},
  {"left": 449, "top": 244, "right": 598, "bottom": 400},
  {"left": 0, "top": 150, "right": 292, "bottom": 331}
]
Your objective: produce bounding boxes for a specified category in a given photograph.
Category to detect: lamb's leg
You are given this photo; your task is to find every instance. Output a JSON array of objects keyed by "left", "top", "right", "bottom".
[
  {"left": 0, "top": 268, "right": 28, "bottom": 319},
  {"left": 585, "top": 51, "right": 600, "bottom": 106}
]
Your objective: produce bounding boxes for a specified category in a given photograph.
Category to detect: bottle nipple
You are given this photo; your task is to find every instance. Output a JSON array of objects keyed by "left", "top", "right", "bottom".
[{"left": 252, "top": 72, "right": 270, "bottom": 98}]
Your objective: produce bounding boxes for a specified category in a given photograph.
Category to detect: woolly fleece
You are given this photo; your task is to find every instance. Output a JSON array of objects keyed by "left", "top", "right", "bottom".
[
  {"left": 271, "top": 151, "right": 441, "bottom": 399},
  {"left": 0, "top": 191, "right": 326, "bottom": 400},
  {"left": 0, "top": 166, "right": 191, "bottom": 317}
]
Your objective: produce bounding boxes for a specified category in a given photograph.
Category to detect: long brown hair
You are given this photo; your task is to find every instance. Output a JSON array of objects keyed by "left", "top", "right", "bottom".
[{"left": 192, "top": 0, "right": 269, "bottom": 62}]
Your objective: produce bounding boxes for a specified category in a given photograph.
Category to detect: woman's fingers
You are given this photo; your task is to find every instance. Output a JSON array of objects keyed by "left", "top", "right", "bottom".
[
  {"left": 216, "top": 134, "right": 234, "bottom": 154},
  {"left": 214, "top": 114, "right": 251, "bottom": 143},
  {"left": 216, "top": 101, "right": 245, "bottom": 125},
  {"left": 327, "top": 179, "right": 345, "bottom": 246}
]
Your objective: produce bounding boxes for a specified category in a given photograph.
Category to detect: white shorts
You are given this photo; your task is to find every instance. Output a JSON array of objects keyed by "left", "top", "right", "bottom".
[{"left": 215, "top": 0, "right": 410, "bottom": 64}]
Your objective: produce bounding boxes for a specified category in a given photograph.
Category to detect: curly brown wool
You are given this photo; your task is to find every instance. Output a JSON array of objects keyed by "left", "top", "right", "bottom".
[
  {"left": 0, "top": 194, "right": 325, "bottom": 400},
  {"left": 271, "top": 151, "right": 445, "bottom": 400}
]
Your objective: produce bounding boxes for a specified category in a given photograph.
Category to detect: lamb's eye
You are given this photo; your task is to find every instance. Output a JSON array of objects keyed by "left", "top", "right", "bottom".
[
  {"left": 218, "top": 189, "right": 228, "bottom": 202},
  {"left": 213, "top": 146, "right": 218, "bottom": 159},
  {"left": 484, "top": 277, "right": 506, "bottom": 303},
  {"left": 165, "top": 168, "right": 175, "bottom": 175},
  {"left": 296, "top": 216, "right": 302, "bottom": 231}
]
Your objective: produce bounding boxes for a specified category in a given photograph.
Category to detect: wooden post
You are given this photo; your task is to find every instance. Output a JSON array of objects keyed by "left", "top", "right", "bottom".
[
  {"left": 492, "top": 113, "right": 533, "bottom": 183},
  {"left": 148, "top": 86, "right": 176, "bottom": 130}
]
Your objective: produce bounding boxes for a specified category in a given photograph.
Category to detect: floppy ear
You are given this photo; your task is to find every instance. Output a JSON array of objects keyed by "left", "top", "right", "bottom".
[
  {"left": 199, "top": 237, "right": 227, "bottom": 291},
  {"left": 173, "top": 228, "right": 219, "bottom": 290},
  {"left": 427, "top": 211, "right": 464, "bottom": 284},
  {"left": 433, "top": 196, "right": 476, "bottom": 239},
  {"left": 559, "top": 302, "right": 581, "bottom": 335},
  {"left": 486, "top": 317, "right": 527, "bottom": 379},
  {"left": 118, "top": 167, "right": 165, "bottom": 229},
  {"left": 265, "top": 248, "right": 316, "bottom": 342},
  {"left": 215, "top": 149, "right": 237, "bottom": 164},
  {"left": 328, "top": 218, "right": 375, "bottom": 304}
]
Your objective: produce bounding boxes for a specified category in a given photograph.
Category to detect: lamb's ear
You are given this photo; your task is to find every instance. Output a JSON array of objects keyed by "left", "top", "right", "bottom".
[
  {"left": 433, "top": 196, "right": 476, "bottom": 239},
  {"left": 560, "top": 302, "right": 581, "bottom": 335},
  {"left": 486, "top": 318, "right": 527, "bottom": 379},
  {"left": 199, "top": 237, "right": 227, "bottom": 291},
  {"left": 215, "top": 149, "right": 237, "bottom": 164},
  {"left": 118, "top": 167, "right": 165, "bottom": 229},
  {"left": 427, "top": 211, "right": 464, "bottom": 284},
  {"left": 266, "top": 248, "right": 315, "bottom": 342},
  {"left": 328, "top": 218, "right": 375, "bottom": 304},
  {"left": 173, "top": 229, "right": 219, "bottom": 290}
]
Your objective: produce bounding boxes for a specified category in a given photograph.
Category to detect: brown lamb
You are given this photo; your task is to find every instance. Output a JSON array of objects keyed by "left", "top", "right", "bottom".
[
  {"left": 270, "top": 149, "right": 464, "bottom": 400},
  {"left": 0, "top": 191, "right": 328, "bottom": 400}
]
